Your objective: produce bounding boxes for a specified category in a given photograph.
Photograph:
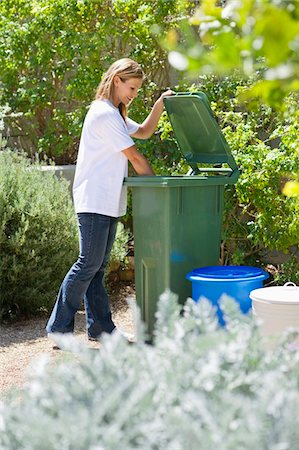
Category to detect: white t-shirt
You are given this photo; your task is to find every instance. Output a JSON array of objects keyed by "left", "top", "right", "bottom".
[{"left": 73, "top": 99, "right": 139, "bottom": 217}]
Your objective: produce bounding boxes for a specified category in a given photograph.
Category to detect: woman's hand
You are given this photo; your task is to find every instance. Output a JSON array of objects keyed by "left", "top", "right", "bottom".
[{"left": 157, "top": 89, "right": 175, "bottom": 104}]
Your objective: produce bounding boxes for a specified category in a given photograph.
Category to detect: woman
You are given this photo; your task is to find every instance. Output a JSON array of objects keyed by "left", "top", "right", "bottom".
[{"left": 46, "top": 58, "right": 173, "bottom": 342}]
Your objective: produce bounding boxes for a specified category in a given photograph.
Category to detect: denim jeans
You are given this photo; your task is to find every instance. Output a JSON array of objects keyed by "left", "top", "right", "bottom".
[{"left": 46, "top": 213, "right": 118, "bottom": 338}]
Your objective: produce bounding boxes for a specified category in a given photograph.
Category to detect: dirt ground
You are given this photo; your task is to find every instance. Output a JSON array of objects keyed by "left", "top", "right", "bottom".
[{"left": 0, "top": 283, "right": 136, "bottom": 395}]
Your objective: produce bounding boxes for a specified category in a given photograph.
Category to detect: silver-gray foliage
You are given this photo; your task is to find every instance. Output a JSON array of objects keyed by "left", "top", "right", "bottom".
[{"left": 1, "top": 293, "right": 299, "bottom": 450}]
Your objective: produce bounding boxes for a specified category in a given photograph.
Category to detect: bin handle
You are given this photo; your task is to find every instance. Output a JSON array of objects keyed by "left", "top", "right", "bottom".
[{"left": 283, "top": 282, "right": 297, "bottom": 290}]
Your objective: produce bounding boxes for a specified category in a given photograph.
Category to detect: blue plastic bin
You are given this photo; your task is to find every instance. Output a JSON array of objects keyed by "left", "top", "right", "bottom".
[{"left": 186, "top": 266, "right": 269, "bottom": 325}]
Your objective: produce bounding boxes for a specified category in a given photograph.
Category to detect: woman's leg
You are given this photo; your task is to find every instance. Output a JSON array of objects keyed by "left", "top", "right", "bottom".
[
  {"left": 84, "top": 216, "right": 118, "bottom": 338},
  {"left": 46, "top": 213, "right": 115, "bottom": 334}
]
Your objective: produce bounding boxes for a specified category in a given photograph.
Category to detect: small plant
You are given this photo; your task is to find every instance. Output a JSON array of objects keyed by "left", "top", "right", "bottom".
[
  {"left": 0, "top": 150, "right": 78, "bottom": 321},
  {"left": 272, "top": 256, "right": 299, "bottom": 286},
  {"left": 0, "top": 291, "right": 298, "bottom": 449},
  {"left": 0, "top": 104, "right": 9, "bottom": 150},
  {"left": 108, "top": 221, "right": 132, "bottom": 273}
]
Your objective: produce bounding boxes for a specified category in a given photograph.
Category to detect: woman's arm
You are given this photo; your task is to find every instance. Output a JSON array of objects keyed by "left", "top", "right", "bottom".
[
  {"left": 131, "top": 90, "right": 174, "bottom": 140},
  {"left": 122, "top": 145, "right": 155, "bottom": 175}
]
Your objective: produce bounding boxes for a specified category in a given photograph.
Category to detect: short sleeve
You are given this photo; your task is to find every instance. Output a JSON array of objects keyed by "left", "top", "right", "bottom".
[
  {"left": 126, "top": 117, "right": 140, "bottom": 135},
  {"left": 98, "top": 110, "right": 136, "bottom": 153}
]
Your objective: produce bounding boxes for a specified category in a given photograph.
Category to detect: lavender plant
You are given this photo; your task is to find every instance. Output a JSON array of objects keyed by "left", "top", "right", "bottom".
[
  {"left": 0, "top": 150, "right": 79, "bottom": 320},
  {"left": 0, "top": 292, "right": 298, "bottom": 450}
]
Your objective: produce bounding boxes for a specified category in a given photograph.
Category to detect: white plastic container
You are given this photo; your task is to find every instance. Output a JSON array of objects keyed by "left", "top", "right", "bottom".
[{"left": 250, "top": 282, "right": 299, "bottom": 342}]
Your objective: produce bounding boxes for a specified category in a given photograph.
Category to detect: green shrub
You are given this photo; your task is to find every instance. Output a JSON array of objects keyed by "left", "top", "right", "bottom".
[
  {"left": 1, "top": 291, "right": 298, "bottom": 449},
  {"left": 165, "top": 0, "right": 299, "bottom": 107},
  {"left": 0, "top": 150, "right": 78, "bottom": 321},
  {"left": 108, "top": 222, "right": 132, "bottom": 272},
  {"left": 272, "top": 256, "right": 299, "bottom": 286},
  {"left": 0, "top": 0, "right": 192, "bottom": 163},
  {"left": 157, "top": 77, "right": 299, "bottom": 279},
  {"left": 220, "top": 93, "right": 299, "bottom": 266}
]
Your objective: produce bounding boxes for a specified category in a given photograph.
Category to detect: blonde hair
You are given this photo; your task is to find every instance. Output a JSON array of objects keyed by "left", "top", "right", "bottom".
[{"left": 95, "top": 58, "right": 145, "bottom": 119}]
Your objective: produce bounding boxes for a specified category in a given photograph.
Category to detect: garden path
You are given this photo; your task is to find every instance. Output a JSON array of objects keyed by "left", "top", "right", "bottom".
[{"left": 0, "top": 283, "right": 135, "bottom": 395}]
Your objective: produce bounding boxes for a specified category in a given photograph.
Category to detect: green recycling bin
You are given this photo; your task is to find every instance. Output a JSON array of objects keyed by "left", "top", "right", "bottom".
[{"left": 124, "top": 92, "right": 239, "bottom": 335}]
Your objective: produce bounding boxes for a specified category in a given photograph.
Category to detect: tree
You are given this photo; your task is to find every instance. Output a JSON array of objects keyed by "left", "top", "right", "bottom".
[
  {"left": 167, "top": 0, "right": 299, "bottom": 104},
  {"left": 165, "top": 0, "right": 299, "bottom": 196},
  {"left": 0, "top": 0, "right": 193, "bottom": 162}
]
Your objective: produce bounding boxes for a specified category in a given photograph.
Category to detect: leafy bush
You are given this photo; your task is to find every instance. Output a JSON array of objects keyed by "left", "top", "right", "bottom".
[
  {"left": 157, "top": 76, "right": 299, "bottom": 279},
  {"left": 108, "top": 222, "right": 132, "bottom": 273},
  {"left": 0, "top": 0, "right": 192, "bottom": 163},
  {"left": 0, "top": 150, "right": 78, "bottom": 321},
  {"left": 165, "top": 0, "right": 299, "bottom": 107},
  {"left": 220, "top": 91, "right": 299, "bottom": 264},
  {"left": 1, "top": 291, "right": 299, "bottom": 449},
  {"left": 272, "top": 256, "right": 299, "bottom": 286},
  {"left": 161, "top": 0, "right": 299, "bottom": 277}
]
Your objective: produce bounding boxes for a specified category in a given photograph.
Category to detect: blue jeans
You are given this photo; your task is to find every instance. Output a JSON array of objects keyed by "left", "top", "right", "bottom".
[{"left": 46, "top": 213, "right": 118, "bottom": 338}]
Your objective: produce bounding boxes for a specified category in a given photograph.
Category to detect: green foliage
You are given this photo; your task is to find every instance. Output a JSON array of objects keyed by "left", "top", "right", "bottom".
[
  {"left": 272, "top": 256, "right": 299, "bottom": 286},
  {"left": 156, "top": 75, "right": 299, "bottom": 276},
  {"left": 0, "top": 105, "right": 9, "bottom": 150},
  {"left": 108, "top": 222, "right": 131, "bottom": 272},
  {"left": 0, "top": 149, "right": 138, "bottom": 320},
  {"left": 164, "top": 0, "right": 299, "bottom": 228},
  {"left": 1, "top": 0, "right": 298, "bottom": 281},
  {"left": 0, "top": 150, "right": 78, "bottom": 321},
  {"left": 1, "top": 291, "right": 299, "bottom": 449},
  {"left": 0, "top": 0, "right": 192, "bottom": 163},
  {"left": 283, "top": 180, "right": 299, "bottom": 198},
  {"left": 223, "top": 130, "right": 299, "bottom": 251},
  {"left": 165, "top": 0, "right": 299, "bottom": 107},
  {"left": 222, "top": 95, "right": 299, "bottom": 256}
]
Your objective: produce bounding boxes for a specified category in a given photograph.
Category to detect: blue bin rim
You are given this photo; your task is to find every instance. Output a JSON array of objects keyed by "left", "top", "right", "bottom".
[{"left": 186, "top": 265, "right": 269, "bottom": 282}]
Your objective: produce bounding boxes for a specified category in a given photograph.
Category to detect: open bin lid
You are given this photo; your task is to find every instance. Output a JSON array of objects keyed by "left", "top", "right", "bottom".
[{"left": 163, "top": 92, "right": 239, "bottom": 182}]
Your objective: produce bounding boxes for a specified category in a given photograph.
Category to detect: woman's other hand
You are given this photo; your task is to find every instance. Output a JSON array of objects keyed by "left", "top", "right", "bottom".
[{"left": 157, "top": 89, "right": 175, "bottom": 104}]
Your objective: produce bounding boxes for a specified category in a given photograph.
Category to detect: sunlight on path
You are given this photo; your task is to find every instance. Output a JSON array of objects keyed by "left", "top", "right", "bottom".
[{"left": 0, "top": 287, "right": 135, "bottom": 395}]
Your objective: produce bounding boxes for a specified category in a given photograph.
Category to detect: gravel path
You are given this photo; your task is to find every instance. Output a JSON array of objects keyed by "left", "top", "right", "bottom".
[{"left": 0, "top": 283, "right": 135, "bottom": 395}]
